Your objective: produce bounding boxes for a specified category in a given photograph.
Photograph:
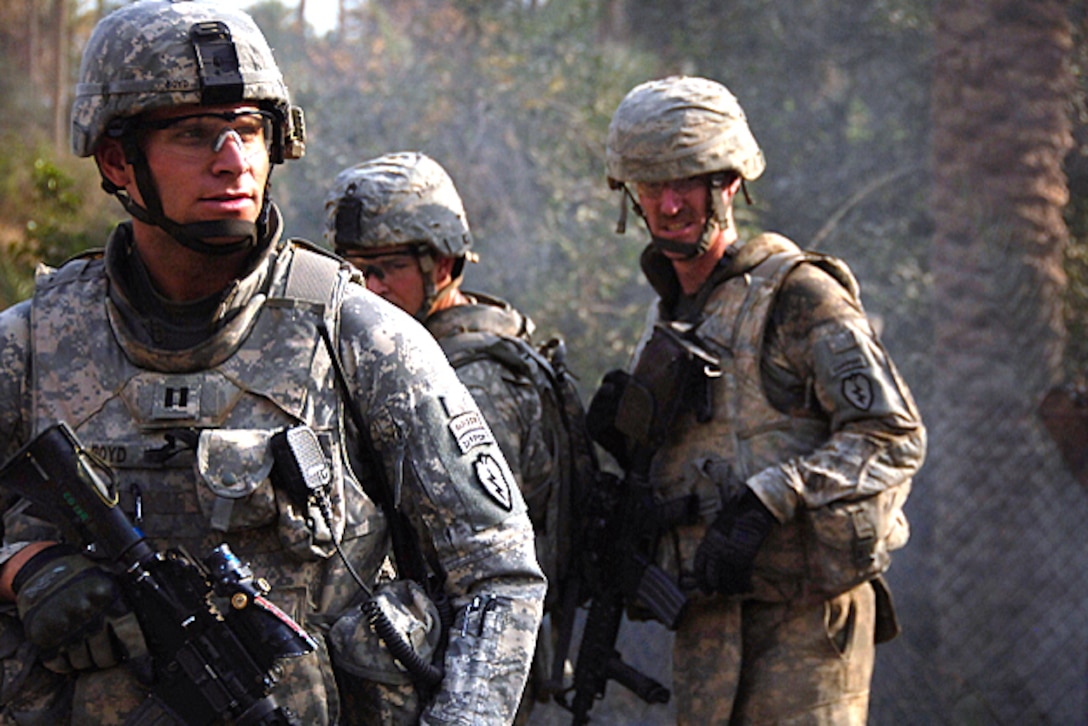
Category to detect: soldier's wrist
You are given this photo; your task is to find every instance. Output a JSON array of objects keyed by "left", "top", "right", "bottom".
[
  {"left": 746, "top": 466, "right": 796, "bottom": 522},
  {"left": 0, "top": 541, "right": 60, "bottom": 601}
]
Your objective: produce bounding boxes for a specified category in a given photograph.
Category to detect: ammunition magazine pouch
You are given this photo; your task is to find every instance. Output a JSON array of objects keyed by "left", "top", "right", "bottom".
[
  {"left": 801, "top": 481, "right": 911, "bottom": 601},
  {"left": 615, "top": 322, "right": 721, "bottom": 450},
  {"left": 329, "top": 580, "right": 443, "bottom": 687}
]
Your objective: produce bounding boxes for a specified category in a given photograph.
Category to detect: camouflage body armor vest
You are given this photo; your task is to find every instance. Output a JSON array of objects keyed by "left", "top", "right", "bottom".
[
  {"left": 648, "top": 233, "right": 909, "bottom": 603},
  {"left": 28, "top": 242, "right": 382, "bottom": 627}
]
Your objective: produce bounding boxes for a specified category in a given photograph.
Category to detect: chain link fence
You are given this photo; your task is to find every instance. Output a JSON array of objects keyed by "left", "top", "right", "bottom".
[{"left": 527, "top": 367, "right": 1088, "bottom": 726}]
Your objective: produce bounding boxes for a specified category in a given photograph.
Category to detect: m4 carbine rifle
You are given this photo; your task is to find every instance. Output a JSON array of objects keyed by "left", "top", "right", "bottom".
[
  {"left": 0, "top": 422, "right": 317, "bottom": 726},
  {"left": 557, "top": 322, "right": 719, "bottom": 725},
  {"left": 556, "top": 452, "right": 687, "bottom": 725}
]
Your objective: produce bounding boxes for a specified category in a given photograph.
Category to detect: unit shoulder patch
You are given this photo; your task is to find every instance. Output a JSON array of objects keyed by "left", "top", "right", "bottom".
[
  {"left": 474, "top": 452, "right": 513, "bottom": 510},
  {"left": 842, "top": 373, "right": 874, "bottom": 411}
]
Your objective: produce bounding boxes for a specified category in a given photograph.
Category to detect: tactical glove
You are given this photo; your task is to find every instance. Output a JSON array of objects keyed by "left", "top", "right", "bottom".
[
  {"left": 693, "top": 489, "right": 777, "bottom": 596},
  {"left": 586, "top": 369, "right": 632, "bottom": 468},
  {"left": 13, "top": 544, "right": 147, "bottom": 673}
]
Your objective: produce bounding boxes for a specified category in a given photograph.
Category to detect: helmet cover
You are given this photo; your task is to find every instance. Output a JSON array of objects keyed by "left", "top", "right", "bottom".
[
  {"left": 71, "top": 0, "right": 298, "bottom": 159},
  {"left": 606, "top": 75, "right": 765, "bottom": 184},
  {"left": 324, "top": 151, "right": 473, "bottom": 259}
]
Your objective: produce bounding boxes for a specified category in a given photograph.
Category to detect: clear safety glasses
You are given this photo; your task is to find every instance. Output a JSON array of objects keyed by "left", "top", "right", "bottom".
[
  {"left": 140, "top": 108, "right": 275, "bottom": 162},
  {"left": 340, "top": 251, "right": 421, "bottom": 281},
  {"left": 635, "top": 175, "right": 708, "bottom": 199}
]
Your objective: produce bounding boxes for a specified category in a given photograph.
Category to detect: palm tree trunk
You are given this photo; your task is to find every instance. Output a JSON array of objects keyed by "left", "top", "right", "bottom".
[{"left": 927, "top": 0, "right": 1088, "bottom": 720}]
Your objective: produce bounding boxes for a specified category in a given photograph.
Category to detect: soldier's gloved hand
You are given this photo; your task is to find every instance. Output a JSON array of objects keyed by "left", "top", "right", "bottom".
[
  {"left": 586, "top": 369, "right": 631, "bottom": 468},
  {"left": 693, "top": 489, "right": 777, "bottom": 596},
  {"left": 13, "top": 544, "right": 147, "bottom": 673}
]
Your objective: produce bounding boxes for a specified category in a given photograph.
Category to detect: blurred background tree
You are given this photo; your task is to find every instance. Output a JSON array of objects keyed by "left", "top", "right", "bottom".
[
  {"left": 0, "top": 0, "right": 118, "bottom": 301},
  {"left": 260, "top": 0, "right": 660, "bottom": 383},
  {"left": 2, "top": 0, "right": 1087, "bottom": 722},
  {"left": 920, "top": 1, "right": 1084, "bottom": 722}
]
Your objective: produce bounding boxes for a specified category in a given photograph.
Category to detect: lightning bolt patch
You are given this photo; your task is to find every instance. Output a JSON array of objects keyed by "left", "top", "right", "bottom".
[
  {"left": 842, "top": 373, "right": 874, "bottom": 411},
  {"left": 474, "top": 453, "right": 513, "bottom": 511}
]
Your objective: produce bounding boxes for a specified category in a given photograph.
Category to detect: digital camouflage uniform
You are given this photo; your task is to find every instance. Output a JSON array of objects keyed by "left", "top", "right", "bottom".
[
  {"left": 326, "top": 154, "right": 569, "bottom": 724},
  {"left": 0, "top": 214, "right": 545, "bottom": 726},
  {"left": 0, "top": 2, "right": 544, "bottom": 724},
  {"left": 324, "top": 156, "right": 569, "bottom": 584},
  {"left": 424, "top": 295, "right": 559, "bottom": 587},
  {"left": 604, "top": 77, "right": 925, "bottom": 725},
  {"left": 426, "top": 295, "right": 569, "bottom": 726}
]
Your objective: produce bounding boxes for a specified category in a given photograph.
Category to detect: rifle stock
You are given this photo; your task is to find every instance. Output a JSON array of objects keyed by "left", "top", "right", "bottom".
[{"left": 0, "top": 422, "right": 316, "bottom": 726}]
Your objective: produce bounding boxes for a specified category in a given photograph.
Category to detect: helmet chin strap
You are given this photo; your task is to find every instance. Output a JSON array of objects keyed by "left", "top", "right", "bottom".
[
  {"left": 110, "top": 138, "right": 261, "bottom": 257},
  {"left": 415, "top": 252, "right": 466, "bottom": 321},
  {"left": 649, "top": 220, "right": 717, "bottom": 259},
  {"left": 413, "top": 252, "right": 438, "bottom": 321}
]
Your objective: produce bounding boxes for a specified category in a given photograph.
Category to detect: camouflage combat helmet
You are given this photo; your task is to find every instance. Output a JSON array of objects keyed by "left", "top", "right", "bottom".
[
  {"left": 605, "top": 76, "right": 764, "bottom": 259},
  {"left": 325, "top": 151, "right": 474, "bottom": 259},
  {"left": 606, "top": 75, "right": 763, "bottom": 184},
  {"left": 325, "top": 152, "right": 476, "bottom": 320},
  {"left": 72, "top": 0, "right": 305, "bottom": 255}
]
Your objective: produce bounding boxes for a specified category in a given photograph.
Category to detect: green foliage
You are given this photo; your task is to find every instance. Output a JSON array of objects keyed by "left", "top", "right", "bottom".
[
  {"left": 0, "top": 130, "right": 118, "bottom": 308},
  {"left": 0, "top": 1, "right": 121, "bottom": 309}
]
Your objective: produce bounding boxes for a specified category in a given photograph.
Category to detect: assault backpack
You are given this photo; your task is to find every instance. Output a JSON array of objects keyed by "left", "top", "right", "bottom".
[{"left": 436, "top": 330, "right": 597, "bottom": 601}]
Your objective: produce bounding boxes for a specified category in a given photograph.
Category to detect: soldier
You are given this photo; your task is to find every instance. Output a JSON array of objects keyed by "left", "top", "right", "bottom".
[
  {"left": 325, "top": 152, "right": 574, "bottom": 724},
  {"left": 0, "top": 2, "right": 543, "bottom": 725},
  {"left": 587, "top": 76, "right": 926, "bottom": 723}
]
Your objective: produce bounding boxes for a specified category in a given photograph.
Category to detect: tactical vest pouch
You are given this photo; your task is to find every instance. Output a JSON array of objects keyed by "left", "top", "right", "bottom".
[
  {"left": 328, "top": 580, "right": 442, "bottom": 686},
  {"left": 196, "top": 428, "right": 340, "bottom": 561},
  {"left": 195, "top": 429, "right": 277, "bottom": 532},
  {"left": 802, "top": 481, "right": 911, "bottom": 598},
  {"left": 616, "top": 322, "right": 720, "bottom": 449}
]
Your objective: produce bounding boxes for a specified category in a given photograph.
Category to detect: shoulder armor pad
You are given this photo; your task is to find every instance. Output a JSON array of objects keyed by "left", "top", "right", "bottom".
[
  {"left": 282, "top": 240, "right": 355, "bottom": 306},
  {"left": 34, "top": 250, "right": 105, "bottom": 293},
  {"left": 800, "top": 252, "right": 862, "bottom": 301},
  {"left": 440, "top": 332, "right": 534, "bottom": 378}
]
